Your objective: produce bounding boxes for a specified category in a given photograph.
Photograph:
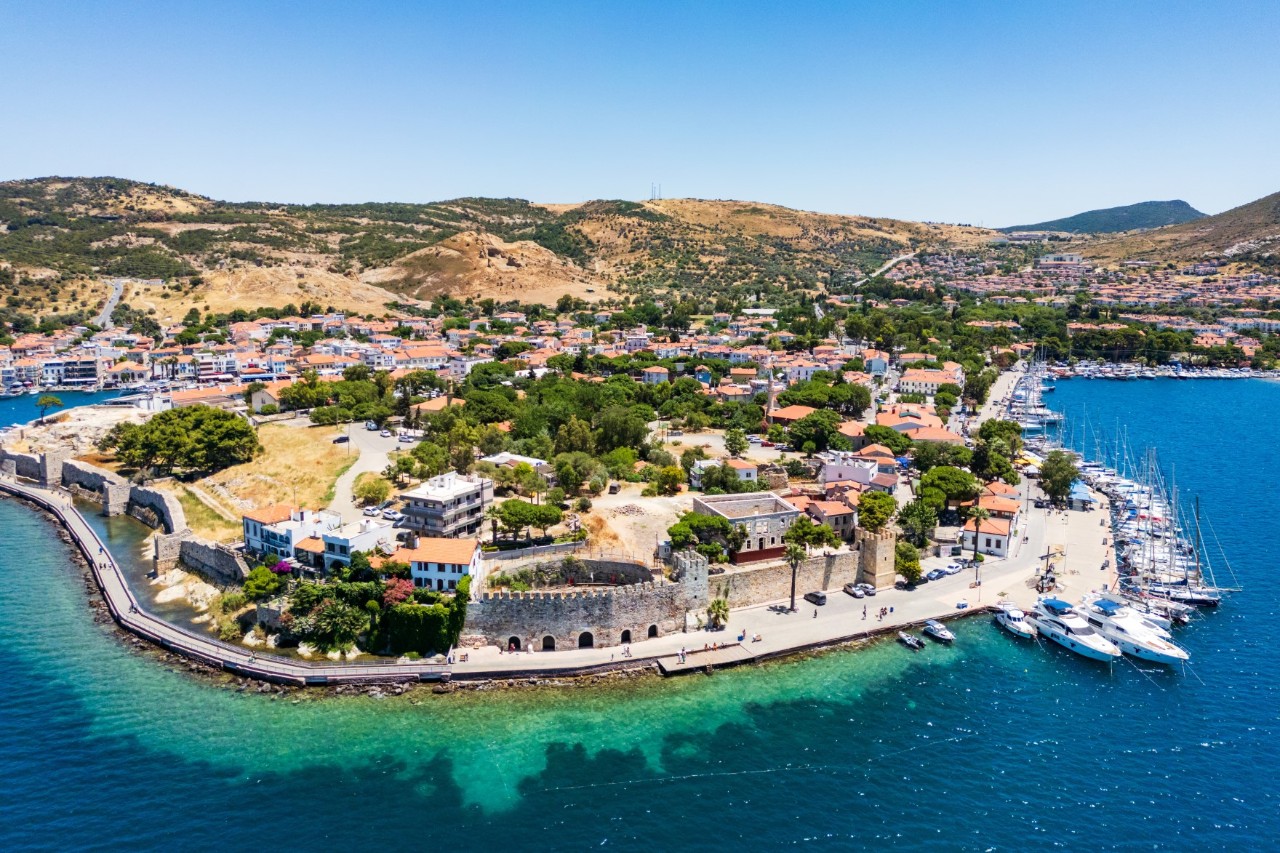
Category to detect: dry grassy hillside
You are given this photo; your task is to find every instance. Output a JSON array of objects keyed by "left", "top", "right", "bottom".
[
  {"left": 0, "top": 177, "right": 1000, "bottom": 323},
  {"left": 1087, "top": 190, "right": 1280, "bottom": 265}
]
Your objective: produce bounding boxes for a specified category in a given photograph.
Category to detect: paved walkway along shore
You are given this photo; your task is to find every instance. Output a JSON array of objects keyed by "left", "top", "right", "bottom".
[
  {"left": 0, "top": 476, "right": 449, "bottom": 686},
  {"left": 0, "top": 463, "right": 1118, "bottom": 685}
]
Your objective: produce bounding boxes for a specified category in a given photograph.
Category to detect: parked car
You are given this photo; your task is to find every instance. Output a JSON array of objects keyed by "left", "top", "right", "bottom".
[
  {"left": 380, "top": 429, "right": 392, "bottom": 438},
  {"left": 748, "top": 435, "right": 762, "bottom": 444},
  {"left": 856, "top": 582, "right": 877, "bottom": 596},
  {"left": 365, "top": 421, "right": 379, "bottom": 431},
  {"left": 944, "top": 563, "right": 963, "bottom": 575},
  {"left": 761, "top": 440, "right": 775, "bottom": 448},
  {"left": 362, "top": 506, "right": 380, "bottom": 517},
  {"left": 843, "top": 582, "right": 865, "bottom": 598},
  {"left": 803, "top": 591, "right": 827, "bottom": 606},
  {"left": 381, "top": 509, "right": 400, "bottom": 520},
  {"left": 332, "top": 435, "right": 349, "bottom": 444},
  {"left": 775, "top": 444, "right": 791, "bottom": 452},
  {"left": 398, "top": 433, "right": 414, "bottom": 443},
  {"left": 926, "top": 568, "right": 948, "bottom": 582}
]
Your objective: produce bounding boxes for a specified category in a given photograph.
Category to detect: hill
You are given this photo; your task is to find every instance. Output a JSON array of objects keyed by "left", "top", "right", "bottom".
[
  {"left": 1086, "top": 190, "right": 1280, "bottom": 268},
  {"left": 1001, "top": 199, "right": 1205, "bottom": 234},
  {"left": 0, "top": 177, "right": 996, "bottom": 323}
]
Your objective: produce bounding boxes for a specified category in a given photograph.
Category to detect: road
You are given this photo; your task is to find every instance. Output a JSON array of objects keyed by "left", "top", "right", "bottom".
[
  {"left": 94, "top": 278, "right": 126, "bottom": 328},
  {"left": 328, "top": 424, "right": 402, "bottom": 522},
  {"left": 818, "top": 252, "right": 916, "bottom": 322}
]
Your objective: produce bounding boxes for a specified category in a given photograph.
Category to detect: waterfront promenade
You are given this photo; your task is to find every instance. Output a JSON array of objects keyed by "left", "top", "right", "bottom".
[
  {"left": 0, "top": 462, "right": 1116, "bottom": 684},
  {"left": 0, "top": 476, "right": 450, "bottom": 686}
]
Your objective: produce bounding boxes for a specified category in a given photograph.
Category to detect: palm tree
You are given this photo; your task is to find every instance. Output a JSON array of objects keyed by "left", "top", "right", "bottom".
[
  {"left": 707, "top": 597, "right": 730, "bottom": 630},
  {"left": 785, "top": 542, "right": 807, "bottom": 613},
  {"left": 968, "top": 506, "right": 991, "bottom": 565}
]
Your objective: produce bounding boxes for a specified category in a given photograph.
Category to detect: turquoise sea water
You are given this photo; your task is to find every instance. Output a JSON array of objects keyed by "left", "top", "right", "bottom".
[
  {"left": 2, "top": 381, "right": 1278, "bottom": 851},
  {"left": 0, "top": 389, "right": 123, "bottom": 428}
]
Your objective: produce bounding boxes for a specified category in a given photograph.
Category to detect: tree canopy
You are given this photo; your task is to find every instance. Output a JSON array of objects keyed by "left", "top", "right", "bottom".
[
  {"left": 99, "top": 405, "right": 261, "bottom": 475},
  {"left": 1039, "top": 450, "right": 1079, "bottom": 504},
  {"left": 857, "top": 491, "right": 898, "bottom": 533}
]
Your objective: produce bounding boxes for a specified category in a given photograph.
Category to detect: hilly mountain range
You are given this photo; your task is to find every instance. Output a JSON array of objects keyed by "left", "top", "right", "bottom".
[
  {"left": 0, "top": 177, "right": 994, "bottom": 323},
  {"left": 1086, "top": 190, "right": 1280, "bottom": 268},
  {"left": 1001, "top": 199, "right": 1206, "bottom": 234}
]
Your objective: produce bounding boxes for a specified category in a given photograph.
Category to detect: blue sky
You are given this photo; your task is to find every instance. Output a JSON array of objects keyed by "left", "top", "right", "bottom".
[{"left": 3, "top": 1, "right": 1278, "bottom": 225}]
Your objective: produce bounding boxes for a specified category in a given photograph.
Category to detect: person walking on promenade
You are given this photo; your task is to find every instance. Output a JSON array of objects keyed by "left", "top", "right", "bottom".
[{"left": 862, "top": 605, "right": 867, "bottom": 620}]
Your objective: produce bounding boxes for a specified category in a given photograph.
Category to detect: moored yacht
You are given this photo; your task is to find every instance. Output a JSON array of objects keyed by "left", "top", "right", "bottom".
[
  {"left": 994, "top": 601, "right": 1036, "bottom": 639},
  {"left": 922, "top": 619, "right": 955, "bottom": 643},
  {"left": 1078, "top": 598, "right": 1189, "bottom": 665},
  {"left": 1028, "top": 598, "right": 1121, "bottom": 662}
]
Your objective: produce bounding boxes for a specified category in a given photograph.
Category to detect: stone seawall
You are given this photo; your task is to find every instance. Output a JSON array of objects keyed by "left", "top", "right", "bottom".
[
  {"left": 0, "top": 448, "right": 42, "bottom": 480},
  {"left": 179, "top": 539, "right": 250, "bottom": 585},
  {"left": 130, "top": 485, "right": 186, "bottom": 534},
  {"left": 465, "top": 580, "right": 691, "bottom": 651},
  {"left": 709, "top": 552, "right": 860, "bottom": 609}
]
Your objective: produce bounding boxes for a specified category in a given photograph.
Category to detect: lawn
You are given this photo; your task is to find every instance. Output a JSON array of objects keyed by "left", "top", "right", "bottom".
[
  {"left": 204, "top": 423, "right": 355, "bottom": 511},
  {"left": 177, "top": 487, "right": 242, "bottom": 542}
]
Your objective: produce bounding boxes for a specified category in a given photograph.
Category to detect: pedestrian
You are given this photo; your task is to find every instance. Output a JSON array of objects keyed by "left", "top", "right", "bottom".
[
  {"left": 813, "top": 608, "right": 817, "bottom": 619},
  {"left": 862, "top": 605, "right": 867, "bottom": 620},
  {"left": 890, "top": 606, "right": 894, "bottom": 615}
]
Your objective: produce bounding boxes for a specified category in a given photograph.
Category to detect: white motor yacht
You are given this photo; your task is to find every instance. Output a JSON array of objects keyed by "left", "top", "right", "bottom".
[
  {"left": 1028, "top": 598, "right": 1121, "bottom": 662},
  {"left": 995, "top": 601, "right": 1036, "bottom": 639},
  {"left": 1093, "top": 592, "right": 1178, "bottom": 636},
  {"left": 922, "top": 619, "right": 955, "bottom": 643},
  {"left": 1077, "top": 598, "right": 1189, "bottom": 665}
]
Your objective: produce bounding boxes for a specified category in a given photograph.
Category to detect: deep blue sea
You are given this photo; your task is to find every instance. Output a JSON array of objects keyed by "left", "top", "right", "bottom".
[{"left": 1, "top": 380, "right": 1278, "bottom": 851}]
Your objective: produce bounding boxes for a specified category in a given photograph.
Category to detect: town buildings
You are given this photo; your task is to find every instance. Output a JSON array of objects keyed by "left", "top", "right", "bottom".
[{"left": 400, "top": 472, "right": 494, "bottom": 539}]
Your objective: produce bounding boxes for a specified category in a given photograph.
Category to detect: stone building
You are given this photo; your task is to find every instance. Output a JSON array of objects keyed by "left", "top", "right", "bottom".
[{"left": 690, "top": 492, "right": 801, "bottom": 564}]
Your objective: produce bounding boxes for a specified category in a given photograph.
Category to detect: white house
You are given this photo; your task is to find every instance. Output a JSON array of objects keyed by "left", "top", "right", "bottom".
[
  {"left": 321, "top": 517, "right": 398, "bottom": 571},
  {"left": 242, "top": 506, "right": 343, "bottom": 561},
  {"left": 960, "top": 516, "right": 1013, "bottom": 559},
  {"left": 398, "top": 536, "right": 481, "bottom": 592},
  {"left": 817, "top": 452, "right": 879, "bottom": 487}
]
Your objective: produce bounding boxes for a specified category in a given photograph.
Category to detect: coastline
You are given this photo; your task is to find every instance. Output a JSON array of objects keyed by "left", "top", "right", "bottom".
[{"left": 0, "top": 463, "right": 1116, "bottom": 691}]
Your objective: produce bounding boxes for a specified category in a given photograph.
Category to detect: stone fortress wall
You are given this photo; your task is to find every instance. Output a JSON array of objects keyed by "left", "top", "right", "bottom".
[
  {"left": 3, "top": 448, "right": 221, "bottom": 578},
  {"left": 462, "top": 554, "right": 711, "bottom": 651}
]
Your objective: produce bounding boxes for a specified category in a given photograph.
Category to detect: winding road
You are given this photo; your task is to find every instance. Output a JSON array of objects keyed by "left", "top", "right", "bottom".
[{"left": 94, "top": 278, "right": 126, "bottom": 328}]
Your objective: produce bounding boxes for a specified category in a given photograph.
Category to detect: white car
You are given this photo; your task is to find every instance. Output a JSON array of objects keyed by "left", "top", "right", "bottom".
[
  {"left": 363, "top": 506, "right": 380, "bottom": 517},
  {"left": 380, "top": 429, "right": 392, "bottom": 438}
]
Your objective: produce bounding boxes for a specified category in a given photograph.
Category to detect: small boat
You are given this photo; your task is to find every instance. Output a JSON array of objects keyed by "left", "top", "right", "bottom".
[
  {"left": 995, "top": 601, "right": 1036, "bottom": 639},
  {"left": 922, "top": 619, "right": 955, "bottom": 643},
  {"left": 897, "top": 631, "right": 925, "bottom": 650}
]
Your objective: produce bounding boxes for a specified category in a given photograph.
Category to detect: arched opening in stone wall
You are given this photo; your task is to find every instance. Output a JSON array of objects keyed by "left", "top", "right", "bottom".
[
  {"left": 647, "top": 624, "right": 659, "bottom": 638},
  {"left": 620, "top": 629, "right": 632, "bottom": 644},
  {"left": 542, "top": 635, "right": 556, "bottom": 651},
  {"left": 507, "top": 636, "right": 521, "bottom": 651},
  {"left": 578, "top": 632, "right": 594, "bottom": 649}
]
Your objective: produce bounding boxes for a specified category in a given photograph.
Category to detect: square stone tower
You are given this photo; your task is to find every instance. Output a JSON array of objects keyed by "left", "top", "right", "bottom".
[{"left": 857, "top": 529, "right": 897, "bottom": 590}]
